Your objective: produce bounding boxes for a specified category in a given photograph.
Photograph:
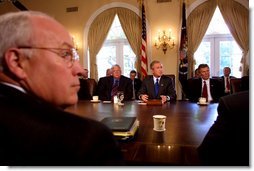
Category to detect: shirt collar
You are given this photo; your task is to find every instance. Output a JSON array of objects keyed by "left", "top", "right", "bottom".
[
  {"left": 153, "top": 76, "right": 161, "bottom": 83},
  {"left": 0, "top": 82, "right": 27, "bottom": 93}
]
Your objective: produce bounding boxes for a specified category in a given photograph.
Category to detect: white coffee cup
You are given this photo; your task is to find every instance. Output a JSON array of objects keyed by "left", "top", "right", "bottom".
[
  {"left": 113, "top": 95, "right": 118, "bottom": 104},
  {"left": 92, "top": 96, "right": 99, "bottom": 101},
  {"left": 199, "top": 97, "right": 206, "bottom": 104},
  {"left": 153, "top": 115, "right": 166, "bottom": 132}
]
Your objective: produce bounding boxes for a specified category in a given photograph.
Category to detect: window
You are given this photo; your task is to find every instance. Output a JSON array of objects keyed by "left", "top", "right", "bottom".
[
  {"left": 96, "top": 15, "right": 137, "bottom": 79},
  {"left": 194, "top": 7, "right": 242, "bottom": 78}
]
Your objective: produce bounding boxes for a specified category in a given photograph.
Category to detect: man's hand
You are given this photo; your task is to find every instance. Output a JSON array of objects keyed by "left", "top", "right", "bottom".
[
  {"left": 160, "top": 95, "right": 167, "bottom": 104},
  {"left": 141, "top": 94, "right": 149, "bottom": 102}
]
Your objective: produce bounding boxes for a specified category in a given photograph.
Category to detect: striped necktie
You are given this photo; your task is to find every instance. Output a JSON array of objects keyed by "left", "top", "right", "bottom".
[{"left": 111, "top": 80, "right": 119, "bottom": 98}]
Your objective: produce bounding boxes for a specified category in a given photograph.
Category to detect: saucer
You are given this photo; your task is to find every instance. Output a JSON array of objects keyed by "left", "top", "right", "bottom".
[
  {"left": 138, "top": 102, "right": 147, "bottom": 105},
  {"left": 197, "top": 102, "right": 209, "bottom": 105},
  {"left": 102, "top": 101, "right": 111, "bottom": 104},
  {"left": 90, "top": 100, "right": 100, "bottom": 103},
  {"left": 153, "top": 128, "right": 166, "bottom": 132}
]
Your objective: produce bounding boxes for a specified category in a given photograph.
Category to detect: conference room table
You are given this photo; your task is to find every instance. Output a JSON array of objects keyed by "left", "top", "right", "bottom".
[{"left": 65, "top": 100, "right": 218, "bottom": 165}]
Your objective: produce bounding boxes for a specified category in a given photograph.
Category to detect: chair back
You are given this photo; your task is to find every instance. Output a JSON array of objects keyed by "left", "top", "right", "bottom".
[
  {"left": 86, "top": 79, "right": 97, "bottom": 97},
  {"left": 231, "top": 78, "right": 241, "bottom": 94},
  {"left": 78, "top": 78, "right": 97, "bottom": 100},
  {"left": 164, "top": 74, "right": 175, "bottom": 90}
]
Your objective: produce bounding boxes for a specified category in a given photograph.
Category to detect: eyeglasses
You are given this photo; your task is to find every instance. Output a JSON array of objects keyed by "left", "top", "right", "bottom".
[
  {"left": 18, "top": 46, "right": 79, "bottom": 68},
  {"left": 112, "top": 70, "right": 121, "bottom": 73}
]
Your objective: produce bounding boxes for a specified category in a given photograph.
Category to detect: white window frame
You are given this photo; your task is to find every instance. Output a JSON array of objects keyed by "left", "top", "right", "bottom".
[{"left": 197, "top": 34, "right": 236, "bottom": 76}]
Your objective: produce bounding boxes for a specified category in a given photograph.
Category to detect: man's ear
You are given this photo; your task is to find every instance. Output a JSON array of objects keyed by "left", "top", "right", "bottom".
[{"left": 4, "top": 49, "right": 28, "bottom": 79}]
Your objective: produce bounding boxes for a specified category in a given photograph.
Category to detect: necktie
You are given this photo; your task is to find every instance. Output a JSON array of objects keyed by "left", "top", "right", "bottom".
[
  {"left": 202, "top": 81, "right": 208, "bottom": 102},
  {"left": 132, "top": 80, "right": 135, "bottom": 100},
  {"left": 226, "top": 77, "right": 230, "bottom": 91},
  {"left": 111, "top": 80, "right": 119, "bottom": 99},
  {"left": 155, "top": 78, "right": 159, "bottom": 97}
]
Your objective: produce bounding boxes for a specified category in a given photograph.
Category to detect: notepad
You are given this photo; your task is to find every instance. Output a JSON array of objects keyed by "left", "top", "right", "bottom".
[{"left": 101, "top": 117, "right": 139, "bottom": 138}]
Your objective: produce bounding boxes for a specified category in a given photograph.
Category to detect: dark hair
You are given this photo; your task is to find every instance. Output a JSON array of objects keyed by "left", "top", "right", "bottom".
[
  {"left": 130, "top": 70, "right": 136, "bottom": 74},
  {"left": 150, "top": 60, "right": 160, "bottom": 69},
  {"left": 198, "top": 64, "right": 209, "bottom": 70}
]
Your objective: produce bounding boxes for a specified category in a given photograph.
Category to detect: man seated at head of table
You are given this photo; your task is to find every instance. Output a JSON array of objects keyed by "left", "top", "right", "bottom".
[
  {"left": 137, "top": 60, "right": 176, "bottom": 104},
  {"left": 186, "top": 64, "right": 224, "bottom": 103},
  {"left": 97, "top": 64, "right": 133, "bottom": 101},
  {"left": 0, "top": 11, "right": 123, "bottom": 165}
]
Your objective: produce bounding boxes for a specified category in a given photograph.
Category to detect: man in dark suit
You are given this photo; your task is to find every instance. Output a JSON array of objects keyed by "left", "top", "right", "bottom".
[
  {"left": 97, "top": 64, "right": 132, "bottom": 101},
  {"left": 198, "top": 91, "right": 249, "bottom": 165},
  {"left": 137, "top": 60, "right": 176, "bottom": 103},
  {"left": 78, "top": 69, "right": 97, "bottom": 100},
  {"left": 129, "top": 70, "right": 142, "bottom": 100},
  {"left": 221, "top": 67, "right": 235, "bottom": 95},
  {"left": 0, "top": 11, "right": 123, "bottom": 165},
  {"left": 187, "top": 64, "right": 224, "bottom": 103}
]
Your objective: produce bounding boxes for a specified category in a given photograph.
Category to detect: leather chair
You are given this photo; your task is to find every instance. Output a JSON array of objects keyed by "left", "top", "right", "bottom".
[
  {"left": 78, "top": 78, "right": 97, "bottom": 100},
  {"left": 164, "top": 74, "right": 175, "bottom": 90},
  {"left": 231, "top": 78, "right": 241, "bottom": 94},
  {"left": 86, "top": 78, "right": 97, "bottom": 97}
]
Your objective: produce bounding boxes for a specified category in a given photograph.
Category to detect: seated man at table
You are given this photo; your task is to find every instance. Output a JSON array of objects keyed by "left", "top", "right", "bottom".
[
  {"left": 97, "top": 64, "right": 133, "bottom": 101},
  {"left": 0, "top": 11, "right": 123, "bottom": 165},
  {"left": 137, "top": 60, "right": 176, "bottom": 103},
  {"left": 221, "top": 66, "right": 235, "bottom": 95},
  {"left": 78, "top": 69, "right": 97, "bottom": 100},
  {"left": 186, "top": 64, "right": 224, "bottom": 103},
  {"left": 198, "top": 91, "right": 249, "bottom": 166},
  {"left": 129, "top": 70, "right": 142, "bottom": 100}
]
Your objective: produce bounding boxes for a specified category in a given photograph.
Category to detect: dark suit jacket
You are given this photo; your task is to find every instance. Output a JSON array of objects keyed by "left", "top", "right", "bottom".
[
  {"left": 78, "top": 78, "right": 97, "bottom": 100},
  {"left": 187, "top": 78, "right": 224, "bottom": 102},
  {"left": 220, "top": 76, "right": 235, "bottom": 95},
  {"left": 198, "top": 91, "right": 249, "bottom": 166},
  {"left": 133, "top": 78, "right": 142, "bottom": 100},
  {"left": 0, "top": 83, "right": 123, "bottom": 165},
  {"left": 97, "top": 75, "right": 133, "bottom": 101},
  {"left": 137, "top": 75, "right": 176, "bottom": 101}
]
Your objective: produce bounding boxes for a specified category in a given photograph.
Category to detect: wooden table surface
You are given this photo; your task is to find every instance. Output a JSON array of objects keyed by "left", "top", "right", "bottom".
[{"left": 65, "top": 100, "right": 218, "bottom": 165}]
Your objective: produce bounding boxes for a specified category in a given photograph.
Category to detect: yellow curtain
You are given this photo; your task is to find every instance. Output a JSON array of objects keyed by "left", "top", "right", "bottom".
[
  {"left": 117, "top": 8, "right": 142, "bottom": 74},
  {"left": 186, "top": 0, "right": 217, "bottom": 78},
  {"left": 88, "top": 8, "right": 117, "bottom": 80},
  {"left": 217, "top": 0, "right": 249, "bottom": 76}
]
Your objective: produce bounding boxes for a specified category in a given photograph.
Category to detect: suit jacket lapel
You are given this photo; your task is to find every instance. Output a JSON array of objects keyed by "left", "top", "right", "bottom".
[
  {"left": 149, "top": 76, "right": 156, "bottom": 97},
  {"left": 158, "top": 76, "right": 165, "bottom": 96}
]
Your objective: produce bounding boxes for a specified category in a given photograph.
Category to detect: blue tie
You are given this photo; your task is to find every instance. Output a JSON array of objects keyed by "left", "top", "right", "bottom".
[{"left": 155, "top": 78, "right": 159, "bottom": 97}]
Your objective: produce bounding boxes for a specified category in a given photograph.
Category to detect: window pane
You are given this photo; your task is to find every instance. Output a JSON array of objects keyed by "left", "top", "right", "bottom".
[
  {"left": 194, "top": 6, "right": 242, "bottom": 77},
  {"left": 194, "top": 42, "right": 211, "bottom": 70},
  {"left": 106, "top": 15, "right": 127, "bottom": 40},
  {"left": 219, "top": 41, "right": 242, "bottom": 77},
  {"left": 123, "top": 45, "right": 136, "bottom": 77},
  {"left": 96, "top": 46, "right": 116, "bottom": 78},
  {"left": 206, "top": 7, "right": 230, "bottom": 35}
]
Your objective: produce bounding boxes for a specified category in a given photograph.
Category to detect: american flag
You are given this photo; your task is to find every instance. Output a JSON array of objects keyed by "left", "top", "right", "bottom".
[{"left": 141, "top": 1, "right": 148, "bottom": 79}]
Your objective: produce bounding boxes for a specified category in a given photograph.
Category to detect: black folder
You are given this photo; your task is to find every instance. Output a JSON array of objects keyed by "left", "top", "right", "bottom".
[
  {"left": 101, "top": 117, "right": 136, "bottom": 131},
  {"left": 101, "top": 117, "right": 139, "bottom": 138}
]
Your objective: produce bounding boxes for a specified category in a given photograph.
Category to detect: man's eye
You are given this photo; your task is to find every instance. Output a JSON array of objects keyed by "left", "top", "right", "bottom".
[
  {"left": 60, "top": 51, "right": 72, "bottom": 59},
  {"left": 62, "top": 51, "right": 71, "bottom": 56}
]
